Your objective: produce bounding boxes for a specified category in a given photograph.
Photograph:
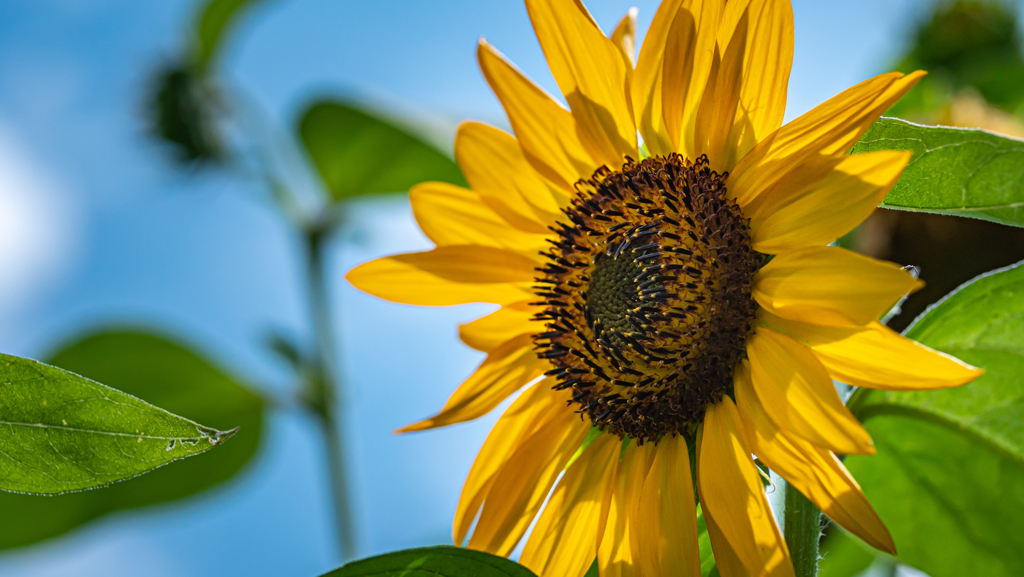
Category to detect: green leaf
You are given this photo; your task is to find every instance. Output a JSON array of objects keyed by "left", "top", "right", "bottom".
[
  {"left": 193, "top": 0, "right": 267, "bottom": 70},
  {"left": 0, "top": 330, "right": 263, "bottom": 549},
  {"left": 298, "top": 101, "right": 466, "bottom": 202},
  {"left": 320, "top": 546, "right": 538, "bottom": 577},
  {"left": 845, "top": 260, "right": 1024, "bottom": 577},
  {"left": 851, "top": 117, "right": 1024, "bottom": 226},
  {"left": 0, "top": 354, "right": 231, "bottom": 494}
]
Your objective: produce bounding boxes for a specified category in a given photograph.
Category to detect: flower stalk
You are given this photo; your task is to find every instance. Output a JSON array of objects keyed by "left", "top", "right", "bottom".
[
  {"left": 784, "top": 480, "right": 822, "bottom": 577},
  {"left": 304, "top": 222, "right": 357, "bottom": 561}
]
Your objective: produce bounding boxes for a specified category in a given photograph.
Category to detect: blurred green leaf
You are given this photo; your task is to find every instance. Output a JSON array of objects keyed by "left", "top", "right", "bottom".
[
  {"left": 194, "top": 0, "right": 267, "bottom": 70},
  {"left": 845, "top": 260, "right": 1024, "bottom": 576},
  {"left": 320, "top": 546, "right": 537, "bottom": 577},
  {"left": 299, "top": 101, "right": 466, "bottom": 202},
  {"left": 818, "top": 530, "right": 877, "bottom": 577},
  {"left": 0, "top": 330, "right": 263, "bottom": 550},
  {"left": 148, "top": 64, "right": 223, "bottom": 165},
  {"left": 852, "top": 117, "right": 1024, "bottom": 226}
]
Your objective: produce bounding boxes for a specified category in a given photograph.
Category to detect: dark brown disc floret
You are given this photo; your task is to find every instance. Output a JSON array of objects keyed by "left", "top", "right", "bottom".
[{"left": 533, "top": 154, "right": 761, "bottom": 443}]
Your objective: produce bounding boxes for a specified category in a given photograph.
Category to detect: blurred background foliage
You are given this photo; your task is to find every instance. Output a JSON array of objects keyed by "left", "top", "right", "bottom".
[
  {"left": 144, "top": 0, "right": 466, "bottom": 565},
  {"left": 4, "top": 0, "right": 463, "bottom": 565},
  {"left": 889, "top": 0, "right": 1024, "bottom": 131}
]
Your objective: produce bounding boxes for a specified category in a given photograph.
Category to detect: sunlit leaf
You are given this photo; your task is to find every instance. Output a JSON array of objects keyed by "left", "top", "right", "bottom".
[
  {"left": 0, "top": 354, "right": 233, "bottom": 495},
  {"left": 320, "top": 546, "right": 538, "bottom": 577},
  {"left": 0, "top": 330, "right": 263, "bottom": 550},
  {"left": 299, "top": 101, "right": 466, "bottom": 202},
  {"left": 846, "top": 260, "right": 1024, "bottom": 577},
  {"left": 194, "top": 0, "right": 268, "bottom": 70},
  {"left": 852, "top": 117, "right": 1024, "bottom": 226}
]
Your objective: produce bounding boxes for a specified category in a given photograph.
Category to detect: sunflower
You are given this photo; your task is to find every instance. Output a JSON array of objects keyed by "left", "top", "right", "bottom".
[{"left": 347, "top": 1, "right": 983, "bottom": 575}]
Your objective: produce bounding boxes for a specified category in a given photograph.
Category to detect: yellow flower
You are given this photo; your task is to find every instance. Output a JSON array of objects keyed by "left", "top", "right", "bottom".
[{"left": 348, "top": 1, "right": 984, "bottom": 575}]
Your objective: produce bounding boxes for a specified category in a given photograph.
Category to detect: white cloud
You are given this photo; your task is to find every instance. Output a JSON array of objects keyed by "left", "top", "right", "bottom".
[{"left": 0, "top": 123, "right": 80, "bottom": 313}]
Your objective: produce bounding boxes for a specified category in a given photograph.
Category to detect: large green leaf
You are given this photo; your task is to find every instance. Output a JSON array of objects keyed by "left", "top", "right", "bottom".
[
  {"left": 0, "top": 330, "right": 263, "bottom": 549},
  {"left": 193, "top": 0, "right": 268, "bottom": 70},
  {"left": 845, "top": 260, "right": 1024, "bottom": 576},
  {"left": 320, "top": 546, "right": 538, "bottom": 577},
  {"left": 0, "top": 354, "right": 231, "bottom": 494},
  {"left": 851, "top": 117, "right": 1024, "bottom": 226},
  {"left": 298, "top": 101, "right": 466, "bottom": 202}
]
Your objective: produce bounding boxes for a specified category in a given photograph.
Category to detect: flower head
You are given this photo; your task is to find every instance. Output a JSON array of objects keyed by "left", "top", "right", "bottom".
[{"left": 348, "top": 1, "right": 983, "bottom": 575}]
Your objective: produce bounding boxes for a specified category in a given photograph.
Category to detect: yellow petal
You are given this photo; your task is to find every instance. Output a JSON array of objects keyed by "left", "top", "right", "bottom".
[
  {"left": 410, "top": 181, "right": 548, "bottom": 251},
  {"left": 398, "top": 335, "right": 547, "bottom": 432},
  {"left": 750, "top": 151, "right": 913, "bottom": 254},
  {"left": 703, "top": 504, "right": 752, "bottom": 577},
  {"left": 525, "top": 0, "right": 638, "bottom": 167},
  {"left": 698, "top": 397, "right": 793, "bottom": 577},
  {"left": 459, "top": 301, "right": 542, "bottom": 353},
  {"left": 729, "top": 70, "right": 925, "bottom": 208},
  {"left": 469, "top": 400, "right": 592, "bottom": 557},
  {"left": 747, "top": 330, "right": 875, "bottom": 455},
  {"left": 477, "top": 40, "right": 598, "bottom": 190},
  {"left": 346, "top": 246, "right": 538, "bottom": 306},
  {"left": 753, "top": 246, "right": 923, "bottom": 327},
  {"left": 759, "top": 312, "right": 983, "bottom": 391},
  {"left": 635, "top": 435, "right": 702, "bottom": 577},
  {"left": 734, "top": 371, "right": 895, "bottom": 554},
  {"left": 598, "top": 442, "right": 649, "bottom": 577},
  {"left": 520, "top": 433, "right": 620, "bottom": 577},
  {"left": 456, "top": 122, "right": 568, "bottom": 230},
  {"left": 625, "top": 442, "right": 658, "bottom": 569},
  {"left": 661, "top": 0, "right": 722, "bottom": 157},
  {"left": 455, "top": 383, "right": 570, "bottom": 545},
  {"left": 631, "top": 0, "right": 680, "bottom": 156},
  {"left": 693, "top": 0, "right": 794, "bottom": 172},
  {"left": 609, "top": 7, "right": 638, "bottom": 65}
]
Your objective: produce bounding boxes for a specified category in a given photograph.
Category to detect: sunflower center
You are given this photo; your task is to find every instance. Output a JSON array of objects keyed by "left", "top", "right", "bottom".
[
  {"left": 534, "top": 154, "right": 760, "bottom": 443},
  {"left": 587, "top": 251, "right": 645, "bottom": 337}
]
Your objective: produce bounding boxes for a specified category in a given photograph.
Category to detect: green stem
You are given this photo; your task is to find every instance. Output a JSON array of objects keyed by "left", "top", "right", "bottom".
[
  {"left": 784, "top": 481, "right": 821, "bottom": 577},
  {"left": 305, "top": 225, "right": 357, "bottom": 561}
]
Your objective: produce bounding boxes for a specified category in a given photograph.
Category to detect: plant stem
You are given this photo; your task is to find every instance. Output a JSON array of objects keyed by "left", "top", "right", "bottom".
[
  {"left": 784, "top": 482, "right": 821, "bottom": 577},
  {"left": 304, "top": 224, "right": 357, "bottom": 561}
]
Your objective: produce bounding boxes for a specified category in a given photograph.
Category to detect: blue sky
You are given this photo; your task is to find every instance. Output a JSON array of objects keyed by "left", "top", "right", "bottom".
[{"left": 0, "top": 0, "right": 1008, "bottom": 575}]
